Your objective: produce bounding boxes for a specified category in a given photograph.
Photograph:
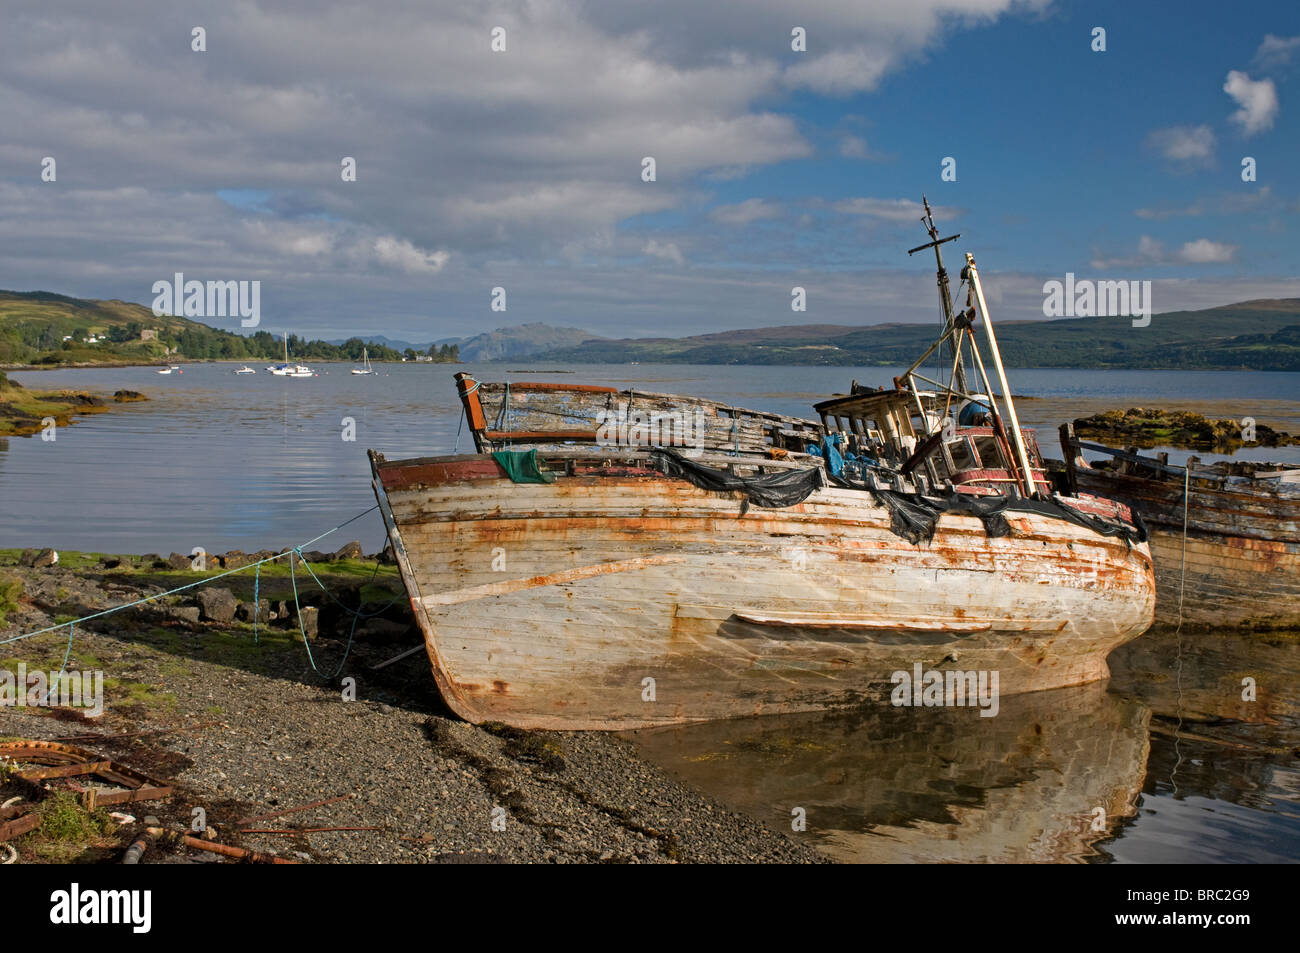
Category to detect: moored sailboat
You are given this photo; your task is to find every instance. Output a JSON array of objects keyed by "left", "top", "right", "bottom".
[
  {"left": 268, "top": 331, "right": 314, "bottom": 377},
  {"left": 351, "top": 348, "right": 375, "bottom": 375}
]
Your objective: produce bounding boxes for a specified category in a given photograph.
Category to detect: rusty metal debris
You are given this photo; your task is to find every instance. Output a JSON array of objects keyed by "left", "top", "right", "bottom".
[
  {"left": 144, "top": 827, "right": 298, "bottom": 864},
  {"left": 237, "top": 793, "right": 355, "bottom": 827},
  {"left": 0, "top": 739, "right": 174, "bottom": 844},
  {"left": 121, "top": 833, "right": 151, "bottom": 864},
  {"left": 0, "top": 803, "right": 41, "bottom": 841},
  {"left": 0, "top": 740, "right": 173, "bottom": 807},
  {"left": 239, "top": 826, "right": 381, "bottom": 835}
]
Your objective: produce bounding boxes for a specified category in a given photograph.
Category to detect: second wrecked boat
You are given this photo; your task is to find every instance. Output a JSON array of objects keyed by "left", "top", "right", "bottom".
[{"left": 1060, "top": 425, "right": 1300, "bottom": 630}]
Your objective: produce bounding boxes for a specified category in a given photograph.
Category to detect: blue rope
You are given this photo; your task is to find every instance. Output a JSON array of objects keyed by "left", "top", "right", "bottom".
[
  {"left": 2, "top": 504, "right": 379, "bottom": 647},
  {"left": 454, "top": 379, "right": 480, "bottom": 454},
  {"left": 41, "top": 622, "right": 75, "bottom": 704},
  {"left": 495, "top": 381, "right": 512, "bottom": 447},
  {"left": 0, "top": 504, "right": 387, "bottom": 691},
  {"left": 2, "top": 505, "right": 408, "bottom": 689},
  {"left": 283, "top": 547, "right": 404, "bottom": 680},
  {"left": 252, "top": 562, "right": 261, "bottom": 645}
]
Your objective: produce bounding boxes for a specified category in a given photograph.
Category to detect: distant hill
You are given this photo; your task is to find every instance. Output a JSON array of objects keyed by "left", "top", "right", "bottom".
[
  {"left": 0, "top": 291, "right": 456, "bottom": 365},
  {"left": 441, "top": 323, "right": 605, "bottom": 361},
  {"left": 324, "top": 333, "right": 423, "bottom": 352},
  {"left": 533, "top": 300, "right": 1300, "bottom": 371},
  {"left": 5, "top": 289, "right": 1298, "bottom": 371}
]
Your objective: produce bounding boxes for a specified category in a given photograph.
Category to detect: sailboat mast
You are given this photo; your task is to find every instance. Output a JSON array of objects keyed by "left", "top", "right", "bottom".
[{"left": 907, "top": 197, "right": 968, "bottom": 394}]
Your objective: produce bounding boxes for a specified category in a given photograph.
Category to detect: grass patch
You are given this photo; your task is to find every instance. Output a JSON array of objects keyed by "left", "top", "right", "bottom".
[
  {"left": 18, "top": 791, "right": 119, "bottom": 862},
  {"left": 0, "top": 575, "right": 22, "bottom": 624}
]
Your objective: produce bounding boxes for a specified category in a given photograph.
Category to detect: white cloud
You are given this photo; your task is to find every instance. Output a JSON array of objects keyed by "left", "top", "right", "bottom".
[
  {"left": 709, "top": 198, "right": 781, "bottom": 226},
  {"left": 834, "top": 197, "right": 955, "bottom": 223},
  {"left": 1223, "top": 70, "right": 1279, "bottom": 135},
  {"left": 643, "top": 239, "right": 686, "bottom": 266},
  {"left": 839, "top": 135, "right": 870, "bottom": 158},
  {"left": 786, "top": 47, "right": 892, "bottom": 95},
  {"left": 1177, "top": 238, "right": 1236, "bottom": 264},
  {"left": 1134, "top": 187, "right": 1274, "bottom": 220},
  {"left": 1145, "top": 124, "right": 1215, "bottom": 162},
  {"left": 1091, "top": 234, "right": 1237, "bottom": 268},
  {"left": 368, "top": 237, "right": 450, "bottom": 274},
  {"left": 1253, "top": 34, "right": 1300, "bottom": 71}
]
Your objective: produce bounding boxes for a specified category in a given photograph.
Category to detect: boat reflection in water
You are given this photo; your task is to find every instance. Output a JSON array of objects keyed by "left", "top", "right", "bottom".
[
  {"left": 1102, "top": 627, "right": 1300, "bottom": 864},
  {"left": 628, "top": 681, "right": 1149, "bottom": 863},
  {"left": 629, "top": 628, "right": 1300, "bottom": 863}
]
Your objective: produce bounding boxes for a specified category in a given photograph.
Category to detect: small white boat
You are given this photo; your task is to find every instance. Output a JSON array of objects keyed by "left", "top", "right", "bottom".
[
  {"left": 235, "top": 365, "right": 256, "bottom": 375},
  {"left": 156, "top": 367, "right": 172, "bottom": 375},
  {"left": 269, "top": 364, "right": 313, "bottom": 377},
  {"left": 268, "top": 331, "right": 314, "bottom": 377},
  {"left": 351, "top": 348, "right": 375, "bottom": 375}
]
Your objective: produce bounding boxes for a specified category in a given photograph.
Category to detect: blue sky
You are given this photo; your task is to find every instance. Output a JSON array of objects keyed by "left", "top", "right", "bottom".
[{"left": 1, "top": 1, "right": 1296, "bottom": 341}]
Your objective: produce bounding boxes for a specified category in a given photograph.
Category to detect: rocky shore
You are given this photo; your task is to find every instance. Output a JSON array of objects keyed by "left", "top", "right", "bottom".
[
  {"left": 0, "top": 549, "right": 823, "bottom": 864},
  {"left": 1073, "top": 406, "right": 1299, "bottom": 452},
  {"left": 0, "top": 370, "right": 147, "bottom": 437}
]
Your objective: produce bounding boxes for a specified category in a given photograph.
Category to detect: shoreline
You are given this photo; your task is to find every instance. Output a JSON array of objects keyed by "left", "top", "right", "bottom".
[
  {"left": 0, "top": 374, "right": 148, "bottom": 438},
  {"left": 2, "top": 357, "right": 462, "bottom": 373},
  {"left": 0, "top": 552, "right": 823, "bottom": 864}
]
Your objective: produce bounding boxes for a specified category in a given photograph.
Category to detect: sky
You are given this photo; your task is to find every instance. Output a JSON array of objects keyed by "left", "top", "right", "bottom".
[{"left": 1, "top": 0, "right": 1297, "bottom": 342}]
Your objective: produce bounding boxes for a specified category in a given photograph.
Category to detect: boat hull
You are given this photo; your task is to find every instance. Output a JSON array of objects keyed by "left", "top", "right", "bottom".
[
  {"left": 1068, "top": 465, "right": 1300, "bottom": 629},
  {"left": 372, "top": 454, "right": 1155, "bottom": 729}
]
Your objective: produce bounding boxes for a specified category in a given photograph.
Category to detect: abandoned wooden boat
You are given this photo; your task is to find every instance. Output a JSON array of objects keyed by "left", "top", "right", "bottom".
[
  {"left": 1060, "top": 423, "right": 1300, "bottom": 629},
  {"left": 369, "top": 211, "right": 1154, "bottom": 729}
]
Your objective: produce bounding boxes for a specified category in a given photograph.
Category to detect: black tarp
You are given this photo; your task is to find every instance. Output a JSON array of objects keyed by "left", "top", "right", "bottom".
[
  {"left": 853, "top": 480, "right": 1149, "bottom": 546},
  {"left": 649, "top": 449, "right": 1147, "bottom": 545},
  {"left": 650, "top": 449, "right": 824, "bottom": 509}
]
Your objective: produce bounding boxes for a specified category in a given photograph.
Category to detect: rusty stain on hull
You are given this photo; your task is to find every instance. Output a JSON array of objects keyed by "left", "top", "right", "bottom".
[
  {"left": 731, "top": 611, "right": 993, "bottom": 633},
  {"left": 418, "top": 554, "right": 689, "bottom": 607}
]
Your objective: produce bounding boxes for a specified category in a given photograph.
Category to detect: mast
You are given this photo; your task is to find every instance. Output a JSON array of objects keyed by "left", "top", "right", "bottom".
[
  {"left": 907, "top": 196, "right": 968, "bottom": 393},
  {"left": 963, "top": 253, "right": 1037, "bottom": 498}
]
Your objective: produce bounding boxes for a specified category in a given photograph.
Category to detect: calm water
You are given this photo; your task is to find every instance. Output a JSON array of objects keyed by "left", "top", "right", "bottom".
[
  {"left": 628, "top": 629, "right": 1300, "bottom": 864},
  {"left": 4, "top": 361, "right": 1298, "bottom": 554},
  {"left": 3, "top": 360, "right": 1298, "bottom": 863}
]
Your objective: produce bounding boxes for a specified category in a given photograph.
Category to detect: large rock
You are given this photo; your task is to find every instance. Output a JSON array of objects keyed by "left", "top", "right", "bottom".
[
  {"left": 235, "top": 599, "right": 270, "bottom": 622},
  {"left": 333, "top": 540, "right": 364, "bottom": 561},
  {"left": 196, "top": 587, "right": 238, "bottom": 623},
  {"left": 296, "top": 606, "right": 320, "bottom": 641},
  {"left": 19, "top": 548, "right": 58, "bottom": 568},
  {"left": 219, "top": 551, "right": 254, "bottom": 570},
  {"left": 166, "top": 552, "right": 193, "bottom": 571},
  {"left": 166, "top": 605, "right": 201, "bottom": 625}
]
